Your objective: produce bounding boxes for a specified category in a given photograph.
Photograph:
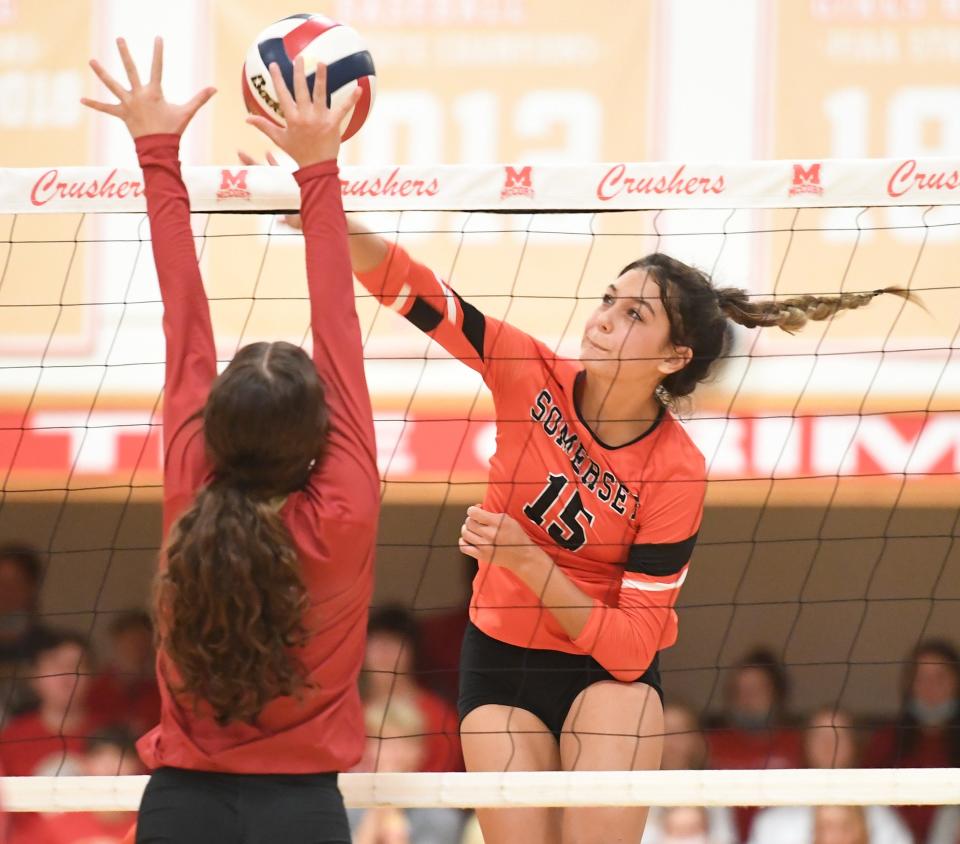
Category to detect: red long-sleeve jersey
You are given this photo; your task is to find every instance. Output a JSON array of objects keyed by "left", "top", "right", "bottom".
[
  {"left": 356, "top": 244, "right": 704, "bottom": 682},
  {"left": 134, "top": 135, "right": 378, "bottom": 774}
]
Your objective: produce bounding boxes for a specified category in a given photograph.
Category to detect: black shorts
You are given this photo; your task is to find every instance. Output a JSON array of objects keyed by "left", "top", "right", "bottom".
[
  {"left": 136, "top": 767, "right": 351, "bottom": 844},
  {"left": 457, "top": 621, "right": 663, "bottom": 742}
]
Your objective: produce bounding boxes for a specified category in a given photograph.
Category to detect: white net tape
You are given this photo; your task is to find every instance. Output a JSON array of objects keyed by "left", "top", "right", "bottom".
[
  {"left": 1, "top": 156, "right": 960, "bottom": 213},
  {"left": 2, "top": 769, "right": 959, "bottom": 812}
]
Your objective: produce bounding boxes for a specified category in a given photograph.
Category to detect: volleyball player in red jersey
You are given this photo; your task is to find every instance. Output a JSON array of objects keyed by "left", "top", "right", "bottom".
[
  {"left": 344, "top": 224, "right": 909, "bottom": 843},
  {"left": 83, "top": 40, "right": 375, "bottom": 844}
]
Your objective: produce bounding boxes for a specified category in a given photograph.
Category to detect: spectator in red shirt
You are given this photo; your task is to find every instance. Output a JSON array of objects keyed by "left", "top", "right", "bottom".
[
  {"left": 1, "top": 631, "right": 109, "bottom": 844},
  {"left": 706, "top": 648, "right": 802, "bottom": 841},
  {"left": 0, "top": 630, "right": 102, "bottom": 777},
  {"left": 641, "top": 703, "right": 737, "bottom": 844},
  {"left": 748, "top": 708, "right": 910, "bottom": 844},
  {"left": 87, "top": 611, "right": 160, "bottom": 734},
  {"left": 865, "top": 638, "right": 960, "bottom": 843},
  {"left": 349, "top": 698, "right": 465, "bottom": 844},
  {"left": 82, "top": 38, "right": 377, "bottom": 844},
  {"left": 35, "top": 728, "right": 143, "bottom": 844},
  {"left": 0, "top": 542, "right": 55, "bottom": 719},
  {"left": 706, "top": 648, "right": 802, "bottom": 769},
  {"left": 362, "top": 607, "right": 464, "bottom": 773},
  {"left": 0, "top": 758, "right": 7, "bottom": 844},
  {"left": 413, "top": 559, "right": 473, "bottom": 706}
]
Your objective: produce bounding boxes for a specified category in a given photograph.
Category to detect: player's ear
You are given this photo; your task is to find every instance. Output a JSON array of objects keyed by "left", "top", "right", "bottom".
[{"left": 659, "top": 344, "right": 692, "bottom": 375}]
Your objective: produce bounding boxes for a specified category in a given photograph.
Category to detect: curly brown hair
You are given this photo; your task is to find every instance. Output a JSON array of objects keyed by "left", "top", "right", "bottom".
[{"left": 157, "top": 341, "right": 328, "bottom": 725}]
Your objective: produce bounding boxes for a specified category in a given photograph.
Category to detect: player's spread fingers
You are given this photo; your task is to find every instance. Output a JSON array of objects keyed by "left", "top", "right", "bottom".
[
  {"left": 184, "top": 87, "right": 216, "bottom": 119},
  {"left": 80, "top": 98, "right": 122, "bottom": 117},
  {"left": 268, "top": 62, "right": 297, "bottom": 119},
  {"left": 116, "top": 38, "right": 142, "bottom": 89},
  {"left": 330, "top": 86, "right": 362, "bottom": 127},
  {"left": 237, "top": 150, "right": 257, "bottom": 165},
  {"left": 292, "top": 55, "right": 310, "bottom": 107},
  {"left": 246, "top": 115, "right": 282, "bottom": 145},
  {"left": 266, "top": 151, "right": 280, "bottom": 166},
  {"left": 311, "top": 63, "right": 328, "bottom": 112},
  {"left": 89, "top": 60, "right": 128, "bottom": 101},
  {"left": 149, "top": 37, "right": 163, "bottom": 86}
]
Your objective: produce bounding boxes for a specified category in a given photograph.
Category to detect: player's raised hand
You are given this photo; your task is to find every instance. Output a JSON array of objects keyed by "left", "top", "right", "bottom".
[
  {"left": 81, "top": 37, "right": 216, "bottom": 138},
  {"left": 246, "top": 57, "right": 361, "bottom": 168}
]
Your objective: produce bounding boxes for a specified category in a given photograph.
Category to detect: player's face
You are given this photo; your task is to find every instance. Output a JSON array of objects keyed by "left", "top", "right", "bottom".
[
  {"left": 911, "top": 654, "right": 959, "bottom": 707},
  {"left": 31, "top": 643, "right": 90, "bottom": 712},
  {"left": 580, "top": 269, "right": 687, "bottom": 382},
  {"left": 0, "top": 559, "right": 36, "bottom": 615},
  {"left": 83, "top": 745, "right": 144, "bottom": 777},
  {"left": 813, "top": 806, "right": 867, "bottom": 844}
]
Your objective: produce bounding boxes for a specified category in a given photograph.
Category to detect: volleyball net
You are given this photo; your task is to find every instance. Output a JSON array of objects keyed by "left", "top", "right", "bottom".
[{"left": 1, "top": 155, "right": 959, "bottom": 817}]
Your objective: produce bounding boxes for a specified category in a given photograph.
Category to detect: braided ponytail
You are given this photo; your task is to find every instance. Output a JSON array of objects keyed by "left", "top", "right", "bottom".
[
  {"left": 716, "top": 287, "right": 915, "bottom": 334},
  {"left": 620, "top": 253, "right": 922, "bottom": 402}
]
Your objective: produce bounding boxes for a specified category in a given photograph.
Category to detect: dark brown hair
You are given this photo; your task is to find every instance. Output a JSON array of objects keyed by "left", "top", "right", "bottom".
[
  {"left": 621, "top": 254, "right": 915, "bottom": 401},
  {"left": 0, "top": 541, "right": 44, "bottom": 588},
  {"left": 157, "top": 341, "right": 328, "bottom": 725},
  {"left": 893, "top": 638, "right": 960, "bottom": 766}
]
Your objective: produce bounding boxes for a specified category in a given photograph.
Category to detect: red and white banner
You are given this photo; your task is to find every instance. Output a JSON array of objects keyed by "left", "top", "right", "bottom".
[
  {"left": 4, "top": 408, "right": 959, "bottom": 491},
  {"left": 6, "top": 157, "right": 960, "bottom": 214}
]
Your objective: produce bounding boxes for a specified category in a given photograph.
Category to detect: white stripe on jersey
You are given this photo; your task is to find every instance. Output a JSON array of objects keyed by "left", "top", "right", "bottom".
[
  {"left": 621, "top": 567, "right": 688, "bottom": 592},
  {"left": 391, "top": 283, "right": 412, "bottom": 313},
  {"left": 434, "top": 271, "right": 457, "bottom": 323}
]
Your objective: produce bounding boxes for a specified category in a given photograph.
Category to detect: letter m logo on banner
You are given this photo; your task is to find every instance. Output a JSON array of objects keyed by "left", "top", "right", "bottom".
[
  {"left": 501, "top": 165, "right": 534, "bottom": 200},
  {"left": 788, "top": 162, "right": 823, "bottom": 197},
  {"left": 217, "top": 169, "right": 251, "bottom": 201}
]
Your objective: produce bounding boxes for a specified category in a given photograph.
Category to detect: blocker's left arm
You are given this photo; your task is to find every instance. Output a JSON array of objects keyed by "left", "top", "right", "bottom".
[{"left": 137, "top": 134, "right": 217, "bottom": 454}]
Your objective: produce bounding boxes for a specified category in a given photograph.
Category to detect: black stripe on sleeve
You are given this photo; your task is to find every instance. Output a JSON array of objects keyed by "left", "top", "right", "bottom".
[
  {"left": 626, "top": 533, "right": 698, "bottom": 577},
  {"left": 405, "top": 296, "right": 444, "bottom": 332},
  {"left": 455, "top": 292, "right": 486, "bottom": 360}
]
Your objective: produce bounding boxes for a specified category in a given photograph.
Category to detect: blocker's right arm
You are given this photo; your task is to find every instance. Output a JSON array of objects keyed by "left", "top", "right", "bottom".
[{"left": 246, "top": 57, "right": 379, "bottom": 515}]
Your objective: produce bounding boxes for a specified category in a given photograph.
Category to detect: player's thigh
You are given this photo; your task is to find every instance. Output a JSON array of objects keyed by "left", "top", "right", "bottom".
[
  {"left": 558, "top": 681, "right": 664, "bottom": 844},
  {"left": 461, "top": 704, "right": 562, "bottom": 844}
]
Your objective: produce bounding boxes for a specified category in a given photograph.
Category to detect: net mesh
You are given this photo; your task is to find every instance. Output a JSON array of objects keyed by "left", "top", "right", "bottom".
[{"left": 0, "top": 162, "right": 959, "bottom": 822}]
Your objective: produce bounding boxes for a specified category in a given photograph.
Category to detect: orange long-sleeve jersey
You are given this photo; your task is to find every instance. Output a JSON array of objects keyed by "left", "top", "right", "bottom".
[{"left": 356, "top": 244, "right": 705, "bottom": 682}]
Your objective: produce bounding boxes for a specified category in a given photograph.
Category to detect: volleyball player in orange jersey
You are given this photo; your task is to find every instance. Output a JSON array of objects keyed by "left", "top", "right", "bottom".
[
  {"left": 83, "top": 40, "right": 375, "bottom": 843},
  {"left": 343, "top": 223, "right": 911, "bottom": 843}
]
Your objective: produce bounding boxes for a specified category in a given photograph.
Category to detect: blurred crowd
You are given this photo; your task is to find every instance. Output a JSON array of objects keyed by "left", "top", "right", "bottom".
[{"left": 0, "top": 541, "right": 957, "bottom": 844}]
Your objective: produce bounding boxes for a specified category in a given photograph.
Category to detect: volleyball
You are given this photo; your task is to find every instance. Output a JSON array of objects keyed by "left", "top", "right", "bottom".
[{"left": 242, "top": 13, "right": 376, "bottom": 141}]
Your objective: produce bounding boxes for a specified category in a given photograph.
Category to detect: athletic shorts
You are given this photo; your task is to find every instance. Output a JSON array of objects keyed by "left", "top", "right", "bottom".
[
  {"left": 457, "top": 621, "right": 663, "bottom": 742},
  {"left": 136, "top": 767, "right": 351, "bottom": 844}
]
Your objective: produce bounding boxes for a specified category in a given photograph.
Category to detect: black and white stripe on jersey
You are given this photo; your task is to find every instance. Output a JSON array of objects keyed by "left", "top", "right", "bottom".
[
  {"left": 626, "top": 533, "right": 698, "bottom": 577},
  {"left": 404, "top": 296, "right": 444, "bottom": 333},
  {"left": 402, "top": 291, "right": 486, "bottom": 360}
]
